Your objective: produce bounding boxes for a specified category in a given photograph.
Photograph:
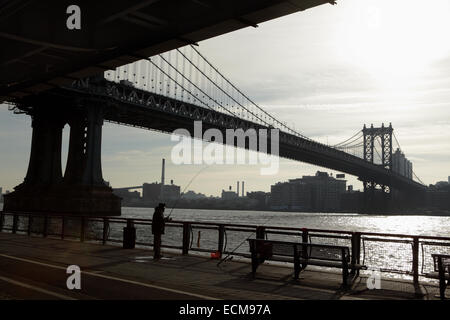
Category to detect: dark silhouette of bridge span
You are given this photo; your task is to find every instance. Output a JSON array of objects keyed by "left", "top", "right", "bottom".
[
  {"left": 0, "top": 1, "right": 425, "bottom": 216},
  {"left": 0, "top": 0, "right": 335, "bottom": 100}
]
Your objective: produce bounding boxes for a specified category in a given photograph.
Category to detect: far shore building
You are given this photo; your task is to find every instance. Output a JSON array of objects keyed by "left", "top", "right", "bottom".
[
  {"left": 113, "top": 189, "right": 141, "bottom": 204},
  {"left": 392, "top": 148, "right": 413, "bottom": 179},
  {"left": 143, "top": 180, "right": 181, "bottom": 204},
  {"left": 221, "top": 188, "right": 238, "bottom": 200},
  {"left": 270, "top": 171, "right": 346, "bottom": 211},
  {"left": 181, "top": 190, "right": 207, "bottom": 200}
]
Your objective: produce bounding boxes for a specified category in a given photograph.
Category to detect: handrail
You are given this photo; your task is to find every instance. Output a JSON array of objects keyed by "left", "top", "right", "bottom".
[
  {"left": 1, "top": 210, "right": 449, "bottom": 241},
  {"left": 2, "top": 210, "right": 450, "bottom": 282}
]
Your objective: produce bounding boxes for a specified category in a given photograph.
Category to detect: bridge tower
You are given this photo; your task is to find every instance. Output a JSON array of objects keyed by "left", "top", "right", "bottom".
[
  {"left": 361, "top": 123, "right": 393, "bottom": 213},
  {"left": 3, "top": 90, "right": 121, "bottom": 216}
]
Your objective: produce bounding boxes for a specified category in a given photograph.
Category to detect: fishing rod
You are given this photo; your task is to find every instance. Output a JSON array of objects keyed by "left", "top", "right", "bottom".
[
  {"left": 217, "top": 212, "right": 280, "bottom": 267},
  {"left": 166, "top": 164, "right": 210, "bottom": 219}
]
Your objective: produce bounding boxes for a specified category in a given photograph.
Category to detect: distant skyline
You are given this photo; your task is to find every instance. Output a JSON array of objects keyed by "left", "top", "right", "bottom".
[{"left": 1, "top": 0, "right": 450, "bottom": 196}]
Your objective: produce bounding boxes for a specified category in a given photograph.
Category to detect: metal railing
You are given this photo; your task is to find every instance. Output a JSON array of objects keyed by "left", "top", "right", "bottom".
[{"left": 1, "top": 211, "right": 449, "bottom": 284}]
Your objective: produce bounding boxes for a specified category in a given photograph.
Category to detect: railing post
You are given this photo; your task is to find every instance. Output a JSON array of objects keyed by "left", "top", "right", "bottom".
[
  {"left": 0, "top": 212, "right": 4, "bottom": 232},
  {"left": 342, "top": 248, "right": 349, "bottom": 287},
  {"left": 256, "top": 226, "right": 265, "bottom": 239},
  {"left": 43, "top": 216, "right": 48, "bottom": 238},
  {"left": 218, "top": 225, "right": 225, "bottom": 255},
  {"left": 412, "top": 237, "right": 419, "bottom": 285},
  {"left": 301, "top": 228, "right": 309, "bottom": 270},
  {"left": 123, "top": 219, "right": 136, "bottom": 249},
  {"left": 182, "top": 222, "right": 191, "bottom": 255},
  {"left": 61, "top": 216, "right": 66, "bottom": 240},
  {"left": 12, "top": 214, "right": 18, "bottom": 234},
  {"left": 80, "top": 217, "right": 85, "bottom": 242},
  {"left": 301, "top": 228, "right": 309, "bottom": 243},
  {"left": 103, "top": 218, "right": 109, "bottom": 245},
  {"left": 437, "top": 256, "right": 446, "bottom": 300},
  {"left": 28, "top": 215, "right": 33, "bottom": 236},
  {"left": 351, "top": 232, "right": 361, "bottom": 275}
]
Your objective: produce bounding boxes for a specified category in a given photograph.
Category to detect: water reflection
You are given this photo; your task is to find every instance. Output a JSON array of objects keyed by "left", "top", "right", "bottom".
[{"left": 122, "top": 207, "right": 450, "bottom": 236}]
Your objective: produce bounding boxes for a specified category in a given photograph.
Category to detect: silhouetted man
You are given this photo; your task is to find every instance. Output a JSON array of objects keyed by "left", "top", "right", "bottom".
[{"left": 152, "top": 203, "right": 169, "bottom": 259}]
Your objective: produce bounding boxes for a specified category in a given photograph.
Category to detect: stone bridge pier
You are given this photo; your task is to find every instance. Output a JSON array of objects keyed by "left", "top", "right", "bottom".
[
  {"left": 360, "top": 181, "right": 392, "bottom": 214},
  {"left": 4, "top": 103, "right": 121, "bottom": 216}
]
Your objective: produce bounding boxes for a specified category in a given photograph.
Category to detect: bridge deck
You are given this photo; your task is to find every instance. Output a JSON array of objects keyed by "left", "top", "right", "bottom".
[
  {"left": 0, "top": 233, "right": 443, "bottom": 300},
  {"left": 14, "top": 78, "right": 425, "bottom": 192}
]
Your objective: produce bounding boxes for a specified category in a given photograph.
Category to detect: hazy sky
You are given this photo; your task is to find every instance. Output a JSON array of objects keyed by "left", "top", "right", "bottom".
[{"left": 1, "top": 0, "right": 450, "bottom": 196}]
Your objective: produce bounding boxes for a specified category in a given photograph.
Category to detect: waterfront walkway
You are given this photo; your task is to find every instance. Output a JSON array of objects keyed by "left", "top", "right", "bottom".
[{"left": 0, "top": 233, "right": 444, "bottom": 300}]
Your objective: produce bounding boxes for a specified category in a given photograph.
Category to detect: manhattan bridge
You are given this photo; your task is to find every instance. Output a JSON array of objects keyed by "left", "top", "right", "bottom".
[
  {"left": 3, "top": 45, "right": 426, "bottom": 216},
  {"left": 0, "top": 0, "right": 426, "bottom": 216}
]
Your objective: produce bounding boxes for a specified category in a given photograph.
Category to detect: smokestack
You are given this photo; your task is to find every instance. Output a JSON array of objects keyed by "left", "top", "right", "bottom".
[
  {"left": 242, "top": 181, "right": 244, "bottom": 197},
  {"left": 237, "top": 181, "right": 239, "bottom": 197},
  {"left": 161, "top": 158, "right": 165, "bottom": 186}
]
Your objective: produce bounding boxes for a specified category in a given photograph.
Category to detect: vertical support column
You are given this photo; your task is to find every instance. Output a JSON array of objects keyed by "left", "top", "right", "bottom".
[
  {"left": 294, "top": 244, "right": 300, "bottom": 280},
  {"left": 363, "top": 181, "right": 376, "bottom": 213},
  {"left": 82, "top": 107, "right": 105, "bottom": 186},
  {"left": 62, "top": 106, "right": 120, "bottom": 216},
  {"left": 218, "top": 225, "right": 225, "bottom": 255},
  {"left": 4, "top": 100, "right": 120, "bottom": 216},
  {"left": 301, "top": 228, "right": 309, "bottom": 270},
  {"left": 182, "top": 222, "right": 191, "bottom": 255},
  {"left": 363, "top": 125, "right": 367, "bottom": 161},
  {"left": 0, "top": 212, "right": 4, "bottom": 232},
  {"left": 412, "top": 237, "right": 419, "bottom": 285},
  {"left": 363, "top": 124, "right": 375, "bottom": 164},
  {"left": 27, "top": 215, "right": 33, "bottom": 236},
  {"left": 381, "top": 123, "right": 386, "bottom": 168},
  {"left": 389, "top": 123, "right": 393, "bottom": 169},
  {"left": 61, "top": 216, "right": 66, "bottom": 239},
  {"left": 43, "top": 216, "right": 48, "bottom": 238},
  {"left": 123, "top": 219, "right": 136, "bottom": 249},
  {"left": 103, "top": 218, "right": 109, "bottom": 245},
  {"left": 351, "top": 232, "right": 361, "bottom": 275},
  {"left": 64, "top": 115, "right": 87, "bottom": 184},
  {"left": 362, "top": 124, "right": 376, "bottom": 213},
  {"left": 370, "top": 136, "right": 374, "bottom": 164},
  {"left": 12, "top": 214, "right": 18, "bottom": 234},
  {"left": 381, "top": 123, "right": 393, "bottom": 171},
  {"left": 80, "top": 217, "right": 86, "bottom": 242},
  {"left": 24, "top": 114, "right": 65, "bottom": 186},
  {"left": 438, "top": 256, "right": 446, "bottom": 300}
]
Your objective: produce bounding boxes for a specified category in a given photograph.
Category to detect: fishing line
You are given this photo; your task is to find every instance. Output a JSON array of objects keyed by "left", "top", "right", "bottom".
[
  {"left": 166, "top": 164, "right": 210, "bottom": 219},
  {"left": 216, "top": 212, "right": 279, "bottom": 267}
]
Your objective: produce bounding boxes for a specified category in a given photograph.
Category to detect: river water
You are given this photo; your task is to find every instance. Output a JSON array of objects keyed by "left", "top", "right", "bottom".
[{"left": 122, "top": 207, "right": 450, "bottom": 236}]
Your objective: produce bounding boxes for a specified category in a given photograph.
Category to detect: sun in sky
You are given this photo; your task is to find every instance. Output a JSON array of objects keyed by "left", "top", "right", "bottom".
[{"left": 334, "top": 0, "right": 450, "bottom": 93}]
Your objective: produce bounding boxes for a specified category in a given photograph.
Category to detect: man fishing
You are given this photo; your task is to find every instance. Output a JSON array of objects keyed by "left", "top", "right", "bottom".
[{"left": 152, "top": 203, "right": 171, "bottom": 259}]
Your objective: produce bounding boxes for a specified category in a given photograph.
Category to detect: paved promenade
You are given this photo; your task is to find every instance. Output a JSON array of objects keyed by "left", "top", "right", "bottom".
[{"left": 0, "top": 233, "right": 444, "bottom": 300}]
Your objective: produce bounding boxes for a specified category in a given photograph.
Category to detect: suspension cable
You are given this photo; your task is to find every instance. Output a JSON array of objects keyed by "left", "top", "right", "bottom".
[
  {"left": 176, "top": 48, "right": 274, "bottom": 129},
  {"left": 393, "top": 131, "right": 402, "bottom": 152},
  {"left": 393, "top": 132, "right": 425, "bottom": 185},
  {"left": 413, "top": 171, "right": 426, "bottom": 185},
  {"left": 137, "top": 55, "right": 221, "bottom": 114},
  {"left": 189, "top": 45, "right": 310, "bottom": 139},
  {"left": 333, "top": 130, "right": 363, "bottom": 147}
]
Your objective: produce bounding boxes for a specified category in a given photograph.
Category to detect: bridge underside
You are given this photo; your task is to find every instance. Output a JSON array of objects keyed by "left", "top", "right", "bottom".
[{"left": 0, "top": 0, "right": 333, "bottom": 102}]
